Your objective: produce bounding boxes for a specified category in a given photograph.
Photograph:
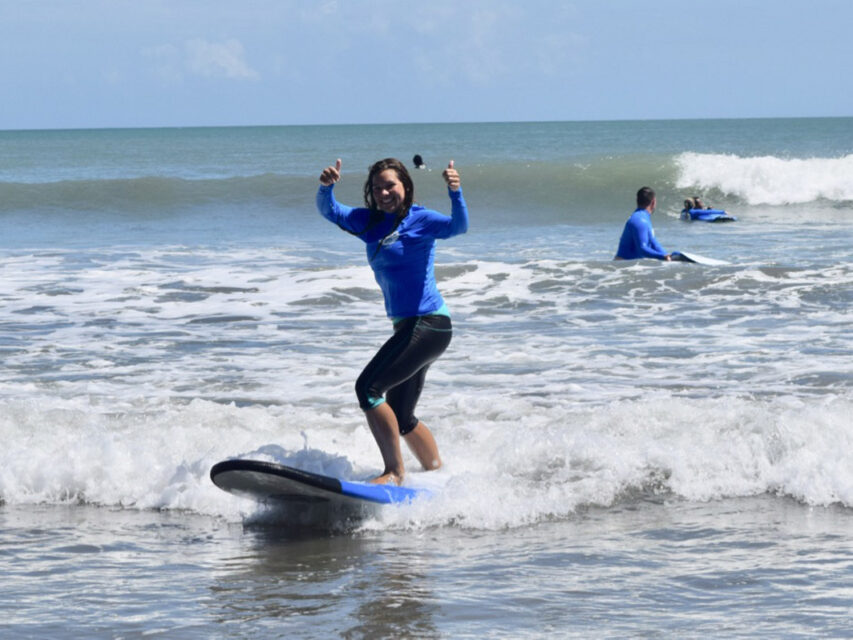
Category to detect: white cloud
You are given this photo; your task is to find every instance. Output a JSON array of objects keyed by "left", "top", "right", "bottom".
[
  {"left": 319, "top": 0, "right": 338, "bottom": 15},
  {"left": 144, "top": 38, "right": 260, "bottom": 84},
  {"left": 185, "top": 38, "right": 260, "bottom": 80}
]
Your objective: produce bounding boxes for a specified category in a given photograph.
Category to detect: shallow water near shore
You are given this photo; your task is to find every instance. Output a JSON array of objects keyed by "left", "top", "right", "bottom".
[{"left": 2, "top": 496, "right": 851, "bottom": 639}]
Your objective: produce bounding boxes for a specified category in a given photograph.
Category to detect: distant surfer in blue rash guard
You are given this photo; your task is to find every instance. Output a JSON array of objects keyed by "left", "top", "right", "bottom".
[
  {"left": 316, "top": 157, "right": 468, "bottom": 485},
  {"left": 614, "top": 186, "right": 672, "bottom": 261}
]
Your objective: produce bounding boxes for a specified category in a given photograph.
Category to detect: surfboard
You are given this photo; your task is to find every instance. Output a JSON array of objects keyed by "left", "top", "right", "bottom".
[
  {"left": 681, "top": 208, "right": 737, "bottom": 222},
  {"left": 671, "top": 251, "right": 731, "bottom": 266},
  {"left": 210, "top": 458, "right": 427, "bottom": 506}
]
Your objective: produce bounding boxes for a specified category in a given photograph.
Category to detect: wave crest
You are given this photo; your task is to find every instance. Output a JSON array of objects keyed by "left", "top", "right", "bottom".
[
  {"left": 676, "top": 152, "right": 853, "bottom": 205},
  {"left": 0, "top": 173, "right": 312, "bottom": 214}
]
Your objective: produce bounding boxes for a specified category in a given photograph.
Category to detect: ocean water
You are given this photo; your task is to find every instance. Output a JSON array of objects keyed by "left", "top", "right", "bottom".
[{"left": 1, "top": 118, "right": 852, "bottom": 638}]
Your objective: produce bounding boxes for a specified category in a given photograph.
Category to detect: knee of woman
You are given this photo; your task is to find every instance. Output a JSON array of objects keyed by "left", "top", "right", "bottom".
[
  {"left": 398, "top": 415, "right": 419, "bottom": 436},
  {"left": 355, "top": 376, "right": 382, "bottom": 411},
  {"left": 354, "top": 376, "right": 367, "bottom": 405}
]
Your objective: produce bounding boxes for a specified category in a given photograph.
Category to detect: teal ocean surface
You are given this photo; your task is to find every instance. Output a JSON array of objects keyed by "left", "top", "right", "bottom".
[{"left": 1, "top": 119, "right": 852, "bottom": 638}]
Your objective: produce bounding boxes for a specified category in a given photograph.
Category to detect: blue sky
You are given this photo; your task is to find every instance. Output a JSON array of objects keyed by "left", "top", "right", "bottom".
[{"left": 2, "top": 0, "right": 851, "bottom": 130}]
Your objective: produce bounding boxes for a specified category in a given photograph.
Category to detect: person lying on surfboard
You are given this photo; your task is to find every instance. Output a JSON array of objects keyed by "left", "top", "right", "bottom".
[
  {"left": 614, "top": 186, "right": 672, "bottom": 261},
  {"left": 316, "top": 157, "right": 469, "bottom": 485}
]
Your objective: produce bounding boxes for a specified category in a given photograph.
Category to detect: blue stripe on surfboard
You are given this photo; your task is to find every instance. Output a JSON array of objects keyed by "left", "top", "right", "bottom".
[{"left": 339, "top": 479, "right": 427, "bottom": 504}]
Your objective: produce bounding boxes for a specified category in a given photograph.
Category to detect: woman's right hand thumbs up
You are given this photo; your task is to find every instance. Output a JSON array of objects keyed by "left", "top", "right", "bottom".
[{"left": 320, "top": 158, "right": 342, "bottom": 186}]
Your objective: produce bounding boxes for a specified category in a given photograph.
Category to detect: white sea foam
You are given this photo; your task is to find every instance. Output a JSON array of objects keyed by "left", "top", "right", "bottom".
[
  {"left": 2, "top": 393, "right": 852, "bottom": 530},
  {"left": 675, "top": 152, "right": 853, "bottom": 205},
  {"left": 2, "top": 238, "right": 852, "bottom": 528},
  {"left": 2, "top": 249, "right": 851, "bottom": 403}
]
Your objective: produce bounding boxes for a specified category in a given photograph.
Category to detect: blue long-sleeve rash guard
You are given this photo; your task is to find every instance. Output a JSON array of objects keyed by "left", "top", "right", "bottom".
[
  {"left": 615, "top": 209, "right": 668, "bottom": 260},
  {"left": 316, "top": 184, "right": 469, "bottom": 318}
]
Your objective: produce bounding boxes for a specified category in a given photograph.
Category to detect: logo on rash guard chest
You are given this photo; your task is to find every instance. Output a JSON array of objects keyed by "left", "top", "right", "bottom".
[{"left": 380, "top": 231, "right": 400, "bottom": 246}]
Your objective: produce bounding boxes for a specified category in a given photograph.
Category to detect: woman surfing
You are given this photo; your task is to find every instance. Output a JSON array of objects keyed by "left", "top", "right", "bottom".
[{"left": 316, "top": 157, "right": 469, "bottom": 484}]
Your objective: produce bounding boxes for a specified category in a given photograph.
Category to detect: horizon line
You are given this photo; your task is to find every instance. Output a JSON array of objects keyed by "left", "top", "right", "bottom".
[{"left": 2, "top": 114, "right": 851, "bottom": 135}]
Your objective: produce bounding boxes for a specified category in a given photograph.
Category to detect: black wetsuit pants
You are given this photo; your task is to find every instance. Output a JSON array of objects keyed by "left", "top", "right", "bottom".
[{"left": 355, "top": 314, "right": 452, "bottom": 435}]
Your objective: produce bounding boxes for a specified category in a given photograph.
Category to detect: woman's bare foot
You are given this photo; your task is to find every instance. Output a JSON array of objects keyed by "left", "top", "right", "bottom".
[{"left": 369, "top": 471, "right": 402, "bottom": 485}]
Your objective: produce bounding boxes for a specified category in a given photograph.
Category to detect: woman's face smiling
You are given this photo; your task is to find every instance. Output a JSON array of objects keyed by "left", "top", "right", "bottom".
[{"left": 372, "top": 169, "right": 406, "bottom": 214}]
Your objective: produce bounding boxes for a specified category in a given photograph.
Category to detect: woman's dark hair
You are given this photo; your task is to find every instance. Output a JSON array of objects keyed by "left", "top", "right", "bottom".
[{"left": 364, "top": 158, "right": 414, "bottom": 215}]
